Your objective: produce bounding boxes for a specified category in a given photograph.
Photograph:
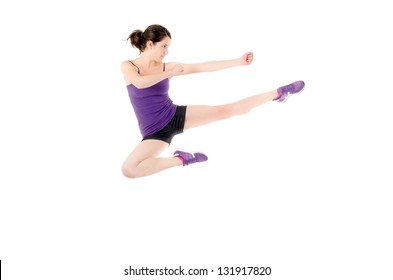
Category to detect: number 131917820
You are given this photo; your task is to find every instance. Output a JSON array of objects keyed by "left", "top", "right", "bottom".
[{"left": 217, "top": 267, "right": 271, "bottom": 276}]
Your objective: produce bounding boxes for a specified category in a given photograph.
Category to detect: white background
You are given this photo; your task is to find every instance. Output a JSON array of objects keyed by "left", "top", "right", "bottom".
[{"left": 1, "top": 0, "right": 392, "bottom": 279}]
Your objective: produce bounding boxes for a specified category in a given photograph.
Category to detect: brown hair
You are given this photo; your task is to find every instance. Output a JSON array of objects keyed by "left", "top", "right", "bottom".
[{"left": 127, "top": 24, "right": 171, "bottom": 53}]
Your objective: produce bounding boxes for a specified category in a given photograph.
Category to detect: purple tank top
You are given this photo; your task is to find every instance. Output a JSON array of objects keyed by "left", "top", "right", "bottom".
[{"left": 126, "top": 62, "right": 176, "bottom": 137}]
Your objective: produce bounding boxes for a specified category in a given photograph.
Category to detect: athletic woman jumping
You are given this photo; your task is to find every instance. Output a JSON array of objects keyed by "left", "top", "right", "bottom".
[{"left": 120, "top": 24, "right": 305, "bottom": 178}]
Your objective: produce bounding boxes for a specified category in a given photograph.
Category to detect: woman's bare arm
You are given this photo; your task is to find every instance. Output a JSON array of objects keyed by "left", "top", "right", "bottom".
[
  {"left": 166, "top": 52, "right": 254, "bottom": 76},
  {"left": 120, "top": 61, "right": 184, "bottom": 88}
]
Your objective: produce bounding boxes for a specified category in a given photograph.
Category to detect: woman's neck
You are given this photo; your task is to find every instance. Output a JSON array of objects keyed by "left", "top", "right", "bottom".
[{"left": 137, "top": 53, "right": 160, "bottom": 69}]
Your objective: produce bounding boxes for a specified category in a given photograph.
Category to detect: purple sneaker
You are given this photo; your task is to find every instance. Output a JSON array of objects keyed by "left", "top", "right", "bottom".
[
  {"left": 274, "top": 81, "right": 305, "bottom": 103},
  {"left": 174, "top": 150, "right": 208, "bottom": 166}
]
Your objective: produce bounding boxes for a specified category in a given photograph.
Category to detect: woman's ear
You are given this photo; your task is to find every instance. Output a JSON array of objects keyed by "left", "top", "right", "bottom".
[{"left": 146, "top": 40, "right": 154, "bottom": 50}]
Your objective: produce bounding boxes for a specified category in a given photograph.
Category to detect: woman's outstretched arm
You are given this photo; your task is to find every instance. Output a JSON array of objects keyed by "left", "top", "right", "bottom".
[{"left": 167, "top": 52, "right": 254, "bottom": 75}]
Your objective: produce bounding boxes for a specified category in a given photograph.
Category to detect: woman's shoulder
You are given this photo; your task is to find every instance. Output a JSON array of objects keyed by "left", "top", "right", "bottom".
[
  {"left": 121, "top": 60, "right": 140, "bottom": 74},
  {"left": 165, "top": 61, "right": 176, "bottom": 67},
  {"left": 120, "top": 60, "right": 133, "bottom": 69},
  {"left": 164, "top": 61, "right": 181, "bottom": 71}
]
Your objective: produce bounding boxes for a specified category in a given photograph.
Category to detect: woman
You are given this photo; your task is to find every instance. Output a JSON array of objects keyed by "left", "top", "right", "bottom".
[{"left": 120, "top": 24, "right": 305, "bottom": 178}]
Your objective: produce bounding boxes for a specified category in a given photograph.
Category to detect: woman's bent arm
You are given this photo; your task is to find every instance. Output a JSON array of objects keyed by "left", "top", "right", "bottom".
[{"left": 120, "top": 61, "right": 184, "bottom": 88}]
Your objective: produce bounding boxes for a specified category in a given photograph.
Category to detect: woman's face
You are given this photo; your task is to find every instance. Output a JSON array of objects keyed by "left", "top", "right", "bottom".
[{"left": 151, "top": 36, "right": 171, "bottom": 61}]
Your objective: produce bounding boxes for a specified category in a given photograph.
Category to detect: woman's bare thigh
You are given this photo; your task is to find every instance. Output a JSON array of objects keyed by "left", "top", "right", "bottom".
[
  {"left": 123, "top": 139, "right": 169, "bottom": 167},
  {"left": 184, "top": 104, "right": 231, "bottom": 130}
]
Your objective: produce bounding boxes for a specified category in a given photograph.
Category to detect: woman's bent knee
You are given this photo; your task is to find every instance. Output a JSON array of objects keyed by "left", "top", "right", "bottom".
[{"left": 122, "top": 163, "right": 140, "bottom": 179}]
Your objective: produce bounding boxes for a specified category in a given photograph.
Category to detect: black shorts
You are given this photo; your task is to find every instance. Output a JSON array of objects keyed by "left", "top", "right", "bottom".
[{"left": 142, "top": 105, "right": 187, "bottom": 145}]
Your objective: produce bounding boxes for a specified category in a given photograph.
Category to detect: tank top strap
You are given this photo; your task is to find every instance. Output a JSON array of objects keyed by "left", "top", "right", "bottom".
[{"left": 129, "top": 61, "right": 141, "bottom": 74}]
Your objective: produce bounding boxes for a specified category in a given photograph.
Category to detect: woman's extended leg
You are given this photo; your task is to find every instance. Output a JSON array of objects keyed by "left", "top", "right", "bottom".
[
  {"left": 122, "top": 139, "right": 182, "bottom": 178},
  {"left": 184, "top": 90, "right": 277, "bottom": 130},
  {"left": 184, "top": 80, "right": 305, "bottom": 129}
]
